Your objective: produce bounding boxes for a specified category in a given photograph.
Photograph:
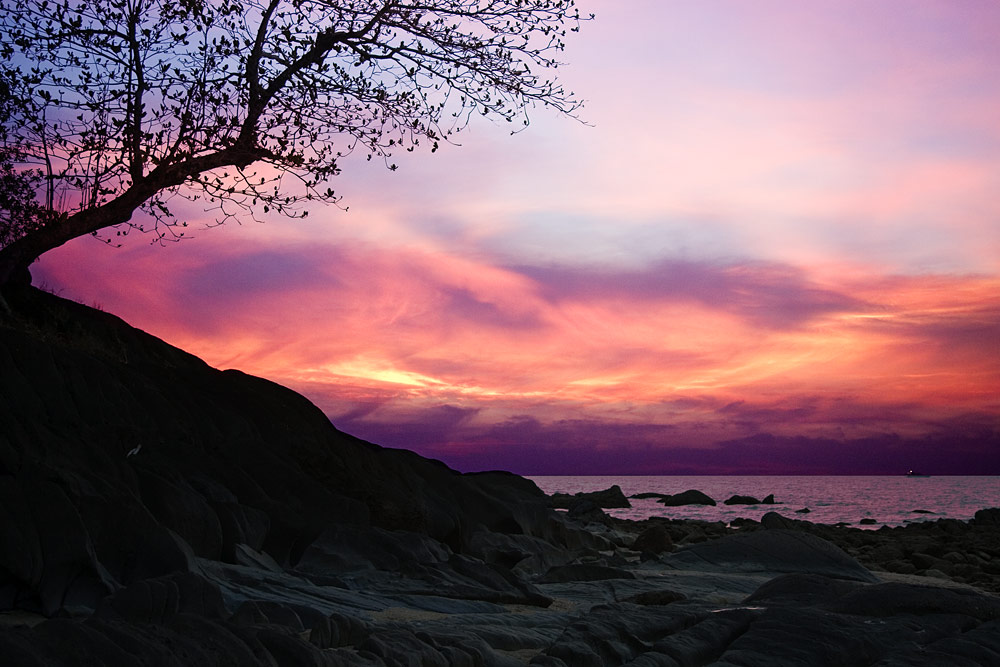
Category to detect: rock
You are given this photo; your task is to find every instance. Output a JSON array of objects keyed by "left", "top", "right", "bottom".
[
  {"left": 96, "top": 571, "right": 227, "bottom": 623},
  {"left": 923, "top": 568, "right": 951, "bottom": 580},
  {"left": 761, "top": 512, "right": 799, "bottom": 529},
  {"left": 859, "top": 518, "right": 877, "bottom": 525},
  {"left": 762, "top": 494, "right": 775, "bottom": 504},
  {"left": 723, "top": 494, "right": 762, "bottom": 505},
  {"left": 631, "top": 492, "right": 670, "bottom": 500},
  {"left": 664, "top": 529, "right": 879, "bottom": 582},
  {"left": 622, "top": 589, "right": 687, "bottom": 606},
  {"left": 550, "top": 485, "right": 630, "bottom": 509},
  {"left": 795, "top": 507, "right": 811, "bottom": 514},
  {"left": 632, "top": 524, "right": 673, "bottom": 555},
  {"left": 539, "top": 564, "right": 636, "bottom": 583},
  {"left": 974, "top": 508, "right": 1000, "bottom": 526},
  {"left": 910, "top": 552, "right": 947, "bottom": 571},
  {"left": 657, "top": 490, "right": 716, "bottom": 507},
  {"left": 309, "top": 612, "right": 371, "bottom": 649},
  {"left": 566, "top": 500, "right": 611, "bottom": 525},
  {"left": 884, "top": 560, "right": 918, "bottom": 574},
  {"left": 824, "top": 581, "right": 1000, "bottom": 620},
  {"left": 745, "top": 572, "right": 864, "bottom": 607}
]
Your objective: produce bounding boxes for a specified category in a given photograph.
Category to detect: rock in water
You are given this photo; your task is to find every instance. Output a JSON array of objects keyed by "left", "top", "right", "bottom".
[
  {"left": 724, "top": 494, "right": 762, "bottom": 505},
  {"left": 549, "top": 485, "right": 631, "bottom": 509},
  {"left": 657, "top": 490, "right": 717, "bottom": 506}
]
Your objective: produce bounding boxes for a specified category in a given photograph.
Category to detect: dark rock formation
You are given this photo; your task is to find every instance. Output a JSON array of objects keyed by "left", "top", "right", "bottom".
[
  {"left": 656, "top": 489, "right": 716, "bottom": 506},
  {"left": 663, "top": 529, "right": 879, "bottom": 582},
  {"left": 632, "top": 524, "right": 673, "bottom": 555},
  {"left": 724, "top": 494, "right": 761, "bottom": 505},
  {"left": 538, "top": 564, "right": 636, "bottom": 583},
  {"left": 723, "top": 493, "right": 775, "bottom": 505},
  {"left": 549, "top": 485, "right": 630, "bottom": 509},
  {"left": 0, "top": 284, "right": 585, "bottom": 663}
]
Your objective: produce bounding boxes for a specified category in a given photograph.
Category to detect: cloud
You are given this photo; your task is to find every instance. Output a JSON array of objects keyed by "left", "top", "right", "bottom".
[
  {"left": 26, "top": 0, "right": 1000, "bottom": 475},
  {"left": 518, "top": 258, "right": 866, "bottom": 330}
]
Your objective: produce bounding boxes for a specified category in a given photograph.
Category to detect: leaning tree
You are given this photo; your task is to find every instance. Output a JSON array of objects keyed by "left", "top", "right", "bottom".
[{"left": 0, "top": 0, "right": 589, "bottom": 287}]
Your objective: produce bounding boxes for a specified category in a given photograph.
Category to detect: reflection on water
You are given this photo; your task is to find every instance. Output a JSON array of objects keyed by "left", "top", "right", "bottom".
[{"left": 529, "top": 475, "right": 1000, "bottom": 528}]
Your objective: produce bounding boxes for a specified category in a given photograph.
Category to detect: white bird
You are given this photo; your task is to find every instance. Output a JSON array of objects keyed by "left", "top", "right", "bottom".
[{"left": 126, "top": 444, "right": 142, "bottom": 458}]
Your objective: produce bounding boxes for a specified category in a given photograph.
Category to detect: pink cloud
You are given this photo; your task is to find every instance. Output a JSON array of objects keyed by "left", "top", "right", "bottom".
[
  {"left": 25, "top": 1, "right": 1000, "bottom": 473},
  {"left": 32, "top": 228, "right": 1000, "bottom": 474}
]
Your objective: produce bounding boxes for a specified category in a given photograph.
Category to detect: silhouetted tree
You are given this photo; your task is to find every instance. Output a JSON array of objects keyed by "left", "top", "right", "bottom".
[
  {"left": 0, "top": 68, "right": 51, "bottom": 251},
  {"left": 0, "top": 0, "right": 589, "bottom": 285}
]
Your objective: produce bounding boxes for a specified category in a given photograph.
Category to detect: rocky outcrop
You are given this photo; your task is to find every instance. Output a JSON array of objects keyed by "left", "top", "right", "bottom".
[
  {"left": 549, "top": 485, "right": 630, "bottom": 509},
  {"left": 723, "top": 493, "right": 775, "bottom": 505},
  {"left": 656, "top": 489, "right": 717, "bottom": 506},
  {"left": 662, "top": 529, "right": 879, "bottom": 582}
]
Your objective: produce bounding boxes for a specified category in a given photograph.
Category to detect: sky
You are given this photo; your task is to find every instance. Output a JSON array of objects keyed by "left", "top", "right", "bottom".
[{"left": 32, "top": 0, "right": 1000, "bottom": 475}]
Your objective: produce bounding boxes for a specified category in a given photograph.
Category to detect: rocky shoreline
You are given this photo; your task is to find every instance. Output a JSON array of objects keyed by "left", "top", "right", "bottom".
[{"left": 3, "top": 282, "right": 1000, "bottom": 666}]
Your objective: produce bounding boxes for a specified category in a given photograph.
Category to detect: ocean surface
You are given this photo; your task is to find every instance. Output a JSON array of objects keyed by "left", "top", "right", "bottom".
[{"left": 528, "top": 475, "right": 1000, "bottom": 528}]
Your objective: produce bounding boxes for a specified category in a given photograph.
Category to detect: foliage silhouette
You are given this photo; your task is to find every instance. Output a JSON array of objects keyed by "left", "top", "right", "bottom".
[{"left": 0, "top": 0, "right": 590, "bottom": 285}]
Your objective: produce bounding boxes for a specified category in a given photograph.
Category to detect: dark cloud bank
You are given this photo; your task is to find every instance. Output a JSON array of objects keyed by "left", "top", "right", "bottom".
[{"left": 333, "top": 409, "right": 1000, "bottom": 476}]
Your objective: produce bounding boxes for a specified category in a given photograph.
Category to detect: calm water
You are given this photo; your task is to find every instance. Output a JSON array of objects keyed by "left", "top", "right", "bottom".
[{"left": 528, "top": 476, "right": 1000, "bottom": 528}]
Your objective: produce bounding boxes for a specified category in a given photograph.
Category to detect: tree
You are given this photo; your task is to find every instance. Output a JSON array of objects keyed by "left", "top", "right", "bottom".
[
  {"left": 0, "top": 68, "right": 52, "bottom": 252},
  {"left": 0, "top": 0, "right": 589, "bottom": 286}
]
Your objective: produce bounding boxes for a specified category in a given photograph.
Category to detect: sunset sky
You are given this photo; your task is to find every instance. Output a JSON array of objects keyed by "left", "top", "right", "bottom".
[{"left": 33, "top": 0, "right": 1000, "bottom": 474}]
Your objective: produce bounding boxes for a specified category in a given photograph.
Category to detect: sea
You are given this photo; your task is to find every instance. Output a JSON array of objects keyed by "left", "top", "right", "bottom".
[{"left": 528, "top": 476, "right": 1000, "bottom": 529}]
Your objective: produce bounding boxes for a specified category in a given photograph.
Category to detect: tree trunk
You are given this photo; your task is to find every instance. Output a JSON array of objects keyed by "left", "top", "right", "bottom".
[
  {"left": 0, "top": 144, "right": 261, "bottom": 287},
  {"left": 0, "top": 197, "right": 143, "bottom": 287}
]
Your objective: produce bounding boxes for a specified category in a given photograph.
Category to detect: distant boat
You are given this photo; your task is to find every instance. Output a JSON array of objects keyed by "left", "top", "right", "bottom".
[{"left": 906, "top": 470, "right": 931, "bottom": 478}]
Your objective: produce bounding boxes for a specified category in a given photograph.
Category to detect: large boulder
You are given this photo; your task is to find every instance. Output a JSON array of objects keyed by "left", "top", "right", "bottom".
[
  {"left": 549, "top": 485, "right": 631, "bottom": 509},
  {"left": 632, "top": 524, "right": 674, "bottom": 555},
  {"left": 723, "top": 494, "right": 761, "bottom": 505}
]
